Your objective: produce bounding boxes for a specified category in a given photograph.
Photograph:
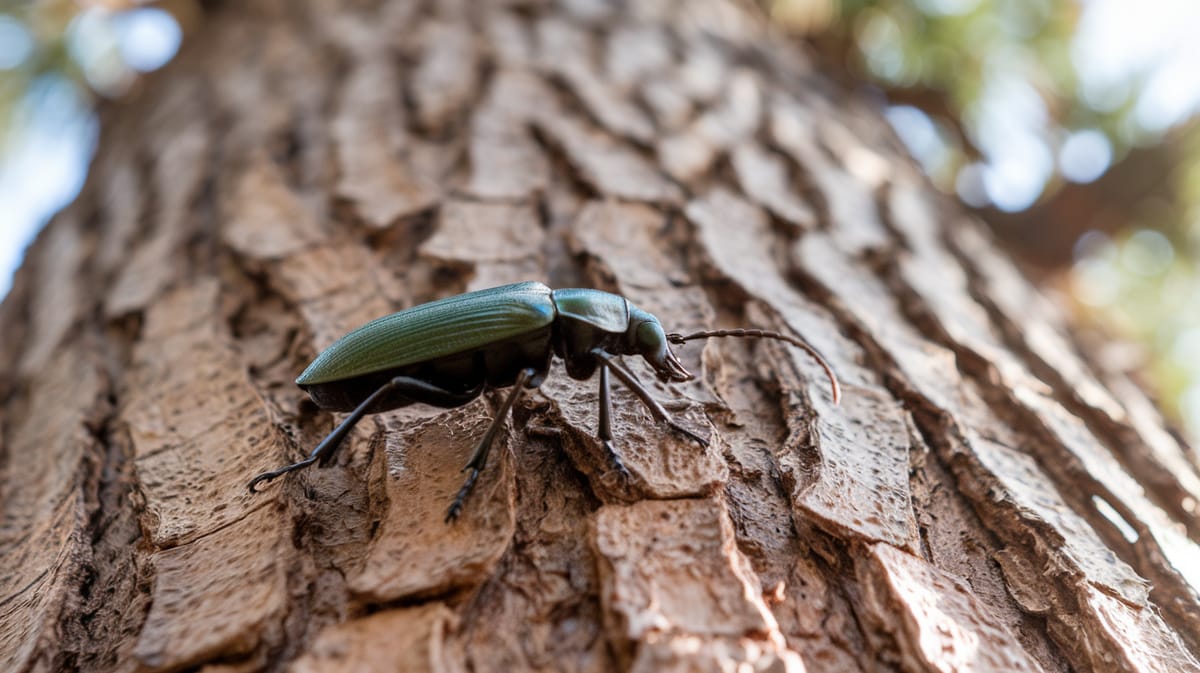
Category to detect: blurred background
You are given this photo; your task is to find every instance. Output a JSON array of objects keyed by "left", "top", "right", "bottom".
[{"left": 1, "top": 0, "right": 1198, "bottom": 440}]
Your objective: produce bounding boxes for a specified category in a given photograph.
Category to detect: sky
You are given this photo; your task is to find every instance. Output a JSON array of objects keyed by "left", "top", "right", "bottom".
[{"left": 0, "top": 7, "right": 180, "bottom": 298}]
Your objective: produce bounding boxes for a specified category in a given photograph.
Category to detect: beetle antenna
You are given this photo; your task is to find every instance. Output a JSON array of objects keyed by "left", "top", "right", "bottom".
[{"left": 666, "top": 329, "right": 841, "bottom": 404}]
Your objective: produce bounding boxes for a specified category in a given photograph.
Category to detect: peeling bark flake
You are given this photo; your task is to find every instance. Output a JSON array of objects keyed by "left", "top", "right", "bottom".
[{"left": 860, "top": 543, "right": 1047, "bottom": 673}]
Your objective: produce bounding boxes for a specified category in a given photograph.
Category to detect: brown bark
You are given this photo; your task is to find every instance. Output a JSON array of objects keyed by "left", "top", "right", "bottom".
[{"left": 2, "top": 1, "right": 1200, "bottom": 672}]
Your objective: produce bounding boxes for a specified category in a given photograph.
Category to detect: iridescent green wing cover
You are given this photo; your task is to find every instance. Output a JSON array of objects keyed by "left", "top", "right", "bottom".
[{"left": 296, "top": 282, "right": 556, "bottom": 385}]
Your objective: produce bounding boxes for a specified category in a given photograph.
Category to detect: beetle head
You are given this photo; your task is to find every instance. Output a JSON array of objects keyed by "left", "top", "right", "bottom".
[{"left": 628, "top": 307, "right": 694, "bottom": 382}]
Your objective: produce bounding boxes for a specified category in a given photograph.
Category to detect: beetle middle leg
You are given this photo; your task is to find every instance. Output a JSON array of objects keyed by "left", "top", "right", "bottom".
[
  {"left": 596, "top": 364, "right": 631, "bottom": 477},
  {"left": 590, "top": 349, "right": 709, "bottom": 448},
  {"left": 247, "top": 377, "right": 480, "bottom": 493},
  {"left": 445, "top": 367, "right": 539, "bottom": 522}
]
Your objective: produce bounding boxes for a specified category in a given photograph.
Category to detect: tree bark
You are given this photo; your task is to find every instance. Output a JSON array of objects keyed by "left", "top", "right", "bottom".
[{"left": 3, "top": 1, "right": 1200, "bottom": 672}]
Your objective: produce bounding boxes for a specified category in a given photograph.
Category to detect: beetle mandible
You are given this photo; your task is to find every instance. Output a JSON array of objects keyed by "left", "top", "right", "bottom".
[{"left": 248, "top": 281, "right": 840, "bottom": 521}]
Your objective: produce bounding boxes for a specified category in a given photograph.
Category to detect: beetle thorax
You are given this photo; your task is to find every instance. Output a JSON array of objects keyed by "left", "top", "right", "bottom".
[{"left": 552, "top": 315, "right": 628, "bottom": 379}]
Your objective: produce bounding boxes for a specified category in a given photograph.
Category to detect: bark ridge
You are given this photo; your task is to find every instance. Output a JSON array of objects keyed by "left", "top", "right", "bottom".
[{"left": 1, "top": 1, "right": 1199, "bottom": 672}]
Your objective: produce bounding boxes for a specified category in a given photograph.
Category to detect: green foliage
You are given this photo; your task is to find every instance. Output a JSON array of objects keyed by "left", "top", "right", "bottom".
[{"left": 768, "top": 0, "right": 1200, "bottom": 438}]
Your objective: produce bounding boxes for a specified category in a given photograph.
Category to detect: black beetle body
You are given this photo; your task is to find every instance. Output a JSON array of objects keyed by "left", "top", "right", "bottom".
[{"left": 249, "top": 281, "right": 837, "bottom": 521}]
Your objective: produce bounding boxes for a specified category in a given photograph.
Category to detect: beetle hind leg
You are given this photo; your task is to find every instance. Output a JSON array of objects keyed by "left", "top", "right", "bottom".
[
  {"left": 445, "top": 367, "right": 538, "bottom": 522},
  {"left": 248, "top": 376, "right": 481, "bottom": 493}
]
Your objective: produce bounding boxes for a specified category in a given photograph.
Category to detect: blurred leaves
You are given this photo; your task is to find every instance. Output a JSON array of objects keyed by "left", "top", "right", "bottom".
[
  {"left": 769, "top": 0, "right": 1200, "bottom": 438},
  {"left": 1, "top": 1, "right": 188, "bottom": 154},
  {"left": 0, "top": 1, "right": 189, "bottom": 300},
  {"left": 776, "top": 0, "right": 1146, "bottom": 213}
]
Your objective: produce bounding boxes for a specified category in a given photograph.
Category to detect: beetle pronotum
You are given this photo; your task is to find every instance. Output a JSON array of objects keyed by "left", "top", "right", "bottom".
[{"left": 248, "top": 281, "right": 839, "bottom": 521}]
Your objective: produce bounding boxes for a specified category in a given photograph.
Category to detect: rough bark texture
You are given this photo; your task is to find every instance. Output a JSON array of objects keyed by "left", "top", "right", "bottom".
[{"left": 3, "top": 1, "right": 1200, "bottom": 672}]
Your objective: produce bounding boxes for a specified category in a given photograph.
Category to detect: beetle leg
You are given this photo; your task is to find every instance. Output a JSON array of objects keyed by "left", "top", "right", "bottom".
[
  {"left": 597, "top": 364, "right": 630, "bottom": 477},
  {"left": 590, "top": 349, "right": 709, "bottom": 448},
  {"left": 446, "top": 367, "right": 537, "bottom": 522},
  {"left": 248, "top": 377, "right": 480, "bottom": 493}
]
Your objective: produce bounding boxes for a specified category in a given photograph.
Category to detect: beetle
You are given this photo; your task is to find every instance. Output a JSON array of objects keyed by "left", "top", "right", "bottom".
[{"left": 248, "top": 281, "right": 839, "bottom": 521}]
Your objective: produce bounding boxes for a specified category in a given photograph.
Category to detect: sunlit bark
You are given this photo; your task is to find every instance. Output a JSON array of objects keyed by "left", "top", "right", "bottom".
[{"left": 2, "top": 1, "right": 1199, "bottom": 671}]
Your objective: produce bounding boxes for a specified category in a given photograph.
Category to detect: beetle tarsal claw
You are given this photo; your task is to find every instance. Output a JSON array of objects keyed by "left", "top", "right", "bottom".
[
  {"left": 446, "top": 467, "right": 482, "bottom": 523},
  {"left": 600, "top": 439, "right": 631, "bottom": 477},
  {"left": 247, "top": 453, "right": 323, "bottom": 492},
  {"left": 246, "top": 475, "right": 272, "bottom": 493}
]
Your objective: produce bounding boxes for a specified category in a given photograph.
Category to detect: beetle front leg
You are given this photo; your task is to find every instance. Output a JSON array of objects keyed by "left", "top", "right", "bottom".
[
  {"left": 446, "top": 367, "right": 538, "bottom": 522},
  {"left": 597, "top": 364, "right": 631, "bottom": 477},
  {"left": 590, "top": 349, "right": 709, "bottom": 448}
]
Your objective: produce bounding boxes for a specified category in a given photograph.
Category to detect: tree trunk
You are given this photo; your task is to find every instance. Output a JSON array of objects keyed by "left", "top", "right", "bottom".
[{"left": 3, "top": 1, "right": 1200, "bottom": 671}]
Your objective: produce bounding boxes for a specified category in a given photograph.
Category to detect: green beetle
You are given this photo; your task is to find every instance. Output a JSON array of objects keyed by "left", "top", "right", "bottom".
[{"left": 248, "top": 281, "right": 839, "bottom": 521}]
